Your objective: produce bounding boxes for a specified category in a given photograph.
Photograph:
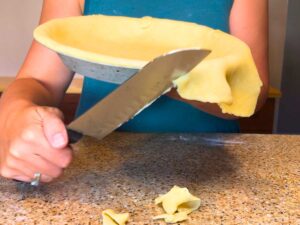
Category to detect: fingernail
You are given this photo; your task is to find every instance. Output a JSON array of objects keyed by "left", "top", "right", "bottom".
[{"left": 52, "top": 133, "right": 66, "bottom": 148}]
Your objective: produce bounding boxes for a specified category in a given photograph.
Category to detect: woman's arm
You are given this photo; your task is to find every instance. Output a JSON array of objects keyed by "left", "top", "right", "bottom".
[
  {"left": 230, "top": 0, "right": 269, "bottom": 111},
  {"left": 16, "top": 0, "right": 84, "bottom": 104},
  {"left": 168, "top": 0, "right": 269, "bottom": 119},
  {"left": 0, "top": 0, "right": 83, "bottom": 182}
]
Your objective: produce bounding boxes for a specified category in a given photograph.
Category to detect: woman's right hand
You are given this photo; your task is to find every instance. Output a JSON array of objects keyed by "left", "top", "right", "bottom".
[
  {"left": 0, "top": 103, "right": 73, "bottom": 183},
  {"left": 0, "top": 0, "right": 85, "bottom": 184}
]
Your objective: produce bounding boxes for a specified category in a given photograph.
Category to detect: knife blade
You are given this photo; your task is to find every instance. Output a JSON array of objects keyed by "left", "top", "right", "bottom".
[
  {"left": 14, "top": 48, "right": 210, "bottom": 192},
  {"left": 67, "top": 48, "right": 210, "bottom": 143}
]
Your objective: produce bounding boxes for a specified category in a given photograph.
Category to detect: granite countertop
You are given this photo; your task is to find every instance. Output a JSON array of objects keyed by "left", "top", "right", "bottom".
[{"left": 0, "top": 133, "right": 299, "bottom": 224}]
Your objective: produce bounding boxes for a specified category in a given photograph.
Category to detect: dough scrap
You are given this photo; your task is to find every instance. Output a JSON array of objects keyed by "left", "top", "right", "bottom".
[
  {"left": 34, "top": 15, "right": 262, "bottom": 117},
  {"left": 153, "top": 212, "right": 189, "bottom": 224},
  {"left": 102, "top": 209, "right": 129, "bottom": 225},
  {"left": 153, "top": 186, "right": 201, "bottom": 223}
]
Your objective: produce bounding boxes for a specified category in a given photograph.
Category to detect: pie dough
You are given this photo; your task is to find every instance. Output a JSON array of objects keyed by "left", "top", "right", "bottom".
[
  {"left": 153, "top": 186, "right": 201, "bottom": 223},
  {"left": 34, "top": 15, "right": 262, "bottom": 117},
  {"left": 102, "top": 209, "right": 129, "bottom": 225}
]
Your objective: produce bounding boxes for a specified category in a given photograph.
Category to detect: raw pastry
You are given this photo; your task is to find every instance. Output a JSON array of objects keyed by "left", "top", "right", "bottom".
[
  {"left": 153, "top": 186, "right": 201, "bottom": 223},
  {"left": 153, "top": 212, "right": 189, "bottom": 224},
  {"left": 34, "top": 15, "right": 262, "bottom": 117},
  {"left": 102, "top": 209, "right": 129, "bottom": 225}
]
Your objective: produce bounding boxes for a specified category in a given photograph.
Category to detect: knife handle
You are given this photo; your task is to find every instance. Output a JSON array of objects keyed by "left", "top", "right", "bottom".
[{"left": 67, "top": 129, "right": 83, "bottom": 144}]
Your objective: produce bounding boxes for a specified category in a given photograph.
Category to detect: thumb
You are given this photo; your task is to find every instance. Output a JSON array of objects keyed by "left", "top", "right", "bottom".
[{"left": 37, "top": 107, "right": 68, "bottom": 149}]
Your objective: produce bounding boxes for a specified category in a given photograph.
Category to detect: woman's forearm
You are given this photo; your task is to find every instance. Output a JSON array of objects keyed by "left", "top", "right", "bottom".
[
  {"left": 0, "top": 78, "right": 56, "bottom": 117},
  {"left": 230, "top": 0, "right": 269, "bottom": 111}
]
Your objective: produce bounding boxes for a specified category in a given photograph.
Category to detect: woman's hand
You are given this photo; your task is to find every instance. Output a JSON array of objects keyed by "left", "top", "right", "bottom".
[
  {"left": 0, "top": 0, "right": 84, "bottom": 183},
  {"left": 0, "top": 103, "right": 72, "bottom": 183},
  {"left": 166, "top": 89, "right": 238, "bottom": 120}
]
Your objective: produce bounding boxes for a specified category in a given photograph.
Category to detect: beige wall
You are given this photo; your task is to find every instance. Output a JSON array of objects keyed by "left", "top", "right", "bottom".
[
  {"left": 0, "top": 0, "right": 288, "bottom": 89},
  {"left": 0, "top": 0, "right": 42, "bottom": 77}
]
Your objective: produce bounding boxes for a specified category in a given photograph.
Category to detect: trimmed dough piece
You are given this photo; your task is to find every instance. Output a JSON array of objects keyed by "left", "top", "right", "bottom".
[
  {"left": 102, "top": 209, "right": 129, "bottom": 225},
  {"left": 153, "top": 212, "right": 189, "bottom": 224},
  {"left": 153, "top": 186, "right": 201, "bottom": 223},
  {"left": 34, "top": 15, "right": 262, "bottom": 117}
]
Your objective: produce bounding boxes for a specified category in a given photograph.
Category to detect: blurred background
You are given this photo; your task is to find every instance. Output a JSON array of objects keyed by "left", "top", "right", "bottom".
[{"left": 1, "top": 0, "right": 299, "bottom": 134}]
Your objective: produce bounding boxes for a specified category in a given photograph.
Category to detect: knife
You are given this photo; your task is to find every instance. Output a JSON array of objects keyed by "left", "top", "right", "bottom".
[
  {"left": 66, "top": 48, "right": 210, "bottom": 143},
  {"left": 15, "top": 48, "right": 210, "bottom": 193}
]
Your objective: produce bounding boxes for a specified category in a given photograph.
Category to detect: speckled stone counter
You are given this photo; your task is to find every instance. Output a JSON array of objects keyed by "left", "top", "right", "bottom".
[{"left": 0, "top": 133, "right": 299, "bottom": 224}]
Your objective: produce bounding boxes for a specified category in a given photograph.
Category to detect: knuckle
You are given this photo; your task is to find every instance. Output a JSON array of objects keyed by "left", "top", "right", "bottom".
[
  {"left": 5, "top": 156, "right": 16, "bottom": 169},
  {"left": 9, "top": 142, "right": 25, "bottom": 158},
  {"left": 45, "top": 107, "right": 64, "bottom": 120},
  {"left": 61, "top": 151, "right": 73, "bottom": 168},
  {"left": 20, "top": 128, "right": 37, "bottom": 142},
  {"left": 0, "top": 167, "right": 13, "bottom": 178},
  {"left": 55, "top": 149, "right": 72, "bottom": 168},
  {"left": 42, "top": 175, "right": 53, "bottom": 183},
  {"left": 50, "top": 120, "right": 65, "bottom": 131},
  {"left": 53, "top": 108, "right": 64, "bottom": 118},
  {"left": 52, "top": 168, "right": 63, "bottom": 178}
]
